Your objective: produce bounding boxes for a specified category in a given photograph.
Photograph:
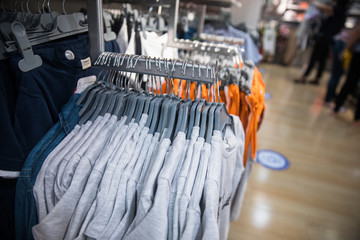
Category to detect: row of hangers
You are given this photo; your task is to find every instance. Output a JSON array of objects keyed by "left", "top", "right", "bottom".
[
  {"left": 77, "top": 52, "right": 233, "bottom": 144},
  {"left": 168, "top": 39, "right": 253, "bottom": 95}
]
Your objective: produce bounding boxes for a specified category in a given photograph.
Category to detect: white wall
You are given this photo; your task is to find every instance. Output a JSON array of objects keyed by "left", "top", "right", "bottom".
[{"left": 230, "top": 0, "right": 265, "bottom": 30}]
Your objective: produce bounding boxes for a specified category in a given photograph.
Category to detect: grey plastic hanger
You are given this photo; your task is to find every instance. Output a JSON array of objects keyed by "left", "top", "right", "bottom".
[{"left": 199, "top": 84, "right": 212, "bottom": 139}]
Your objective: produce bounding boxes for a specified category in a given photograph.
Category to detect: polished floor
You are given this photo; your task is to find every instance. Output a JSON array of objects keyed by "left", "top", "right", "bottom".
[{"left": 228, "top": 63, "right": 360, "bottom": 240}]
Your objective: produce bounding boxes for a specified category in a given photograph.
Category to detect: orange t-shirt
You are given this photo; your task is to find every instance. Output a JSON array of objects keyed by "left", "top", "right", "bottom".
[{"left": 243, "top": 67, "right": 266, "bottom": 162}]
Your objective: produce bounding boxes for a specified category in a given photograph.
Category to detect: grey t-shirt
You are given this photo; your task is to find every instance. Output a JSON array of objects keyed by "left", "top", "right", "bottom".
[
  {"left": 178, "top": 137, "right": 204, "bottom": 237},
  {"left": 107, "top": 126, "right": 151, "bottom": 240},
  {"left": 33, "top": 124, "right": 81, "bottom": 222},
  {"left": 181, "top": 141, "right": 211, "bottom": 240},
  {"left": 54, "top": 114, "right": 110, "bottom": 203},
  {"left": 95, "top": 115, "right": 148, "bottom": 240},
  {"left": 64, "top": 116, "right": 127, "bottom": 240},
  {"left": 172, "top": 126, "right": 199, "bottom": 240},
  {"left": 32, "top": 114, "right": 118, "bottom": 240},
  {"left": 218, "top": 116, "right": 245, "bottom": 240},
  {"left": 84, "top": 118, "right": 141, "bottom": 239},
  {"left": 201, "top": 131, "right": 223, "bottom": 240},
  {"left": 123, "top": 132, "right": 186, "bottom": 240},
  {"left": 123, "top": 136, "right": 172, "bottom": 239}
]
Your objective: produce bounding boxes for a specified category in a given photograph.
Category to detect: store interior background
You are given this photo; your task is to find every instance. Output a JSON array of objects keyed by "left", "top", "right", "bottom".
[
  {"left": 167, "top": 0, "right": 360, "bottom": 239},
  {"left": 226, "top": 0, "right": 360, "bottom": 239},
  {"left": 2, "top": 0, "right": 360, "bottom": 239}
]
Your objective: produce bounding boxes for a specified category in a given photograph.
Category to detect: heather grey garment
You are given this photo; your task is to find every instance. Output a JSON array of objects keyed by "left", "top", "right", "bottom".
[
  {"left": 181, "top": 142, "right": 211, "bottom": 240},
  {"left": 53, "top": 114, "right": 111, "bottom": 204},
  {"left": 123, "top": 132, "right": 186, "bottom": 240},
  {"left": 230, "top": 147, "right": 253, "bottom": 222},
  {"left": 171, "top": 126, "right": 199, "bottom": 240},
  {"left": 33, "top": 124, "right": 81, "bottom": 222},
  {"left": 84, "top": 119, "right": 141, "bottom": 239},
  {"left": 45, "top": 118, "right": 99, "bottom": 218},
  {"left": 201, "top": 131, "right": 223, "bottom": 240},
  {"left": 107, "top": 126, "right": 151, "bottom": 240},
  {"left": 135, "top": 132, "right": 160, "bottom": 207},
  {"left": 168, "top": 138, "right": 189, "bottom": 240},
  {"left": 32, "top": 115, "right": 118, "bottom": 240},
  {"left": 218, "top": 116, "right": 245, "bottom": 240},
  {"left": 96, "top": 115, "right": 148, "bottom": 240},
  {"left": 123, "top": 137, "right": 171, "bottom": 239},
  {"left": 50, "top": 122, "right": 93, "bottom": 205},
  {"left": 64, "top": 116, "right": 127, "bottom": 240},
  {"left": 177, "top": 137, "right": 204, "bottom": 237},
  {"left": 86, "top": 118, "right": 134, "bottom": 221}
]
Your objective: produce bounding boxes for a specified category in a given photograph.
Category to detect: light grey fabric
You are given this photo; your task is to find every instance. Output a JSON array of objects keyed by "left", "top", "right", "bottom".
[
  {"left": 218, "top": 116, "right": 245, "bottom": 240},
  {"left": 123, "top": 137, "right": 172, "bottom": 239},
  {"left": 84, "top": 119, "right": 140, "bottom": 239},
  {"left": 54, "top": 114, "right": 110, "bottom": 203},
  {"left": 123, "top": 132, "right": 186, "bottom": 240},
  {"left": 107, "top": 125, "right": 151, "bottom": 240},
  {"left": 64, "top": 116, "right": 127, "bottom": 240},
  {"left": 172, "top": 127, "right": 199, "bottom": 240},
  {"left": 168, "top": 137, "right": 189, "bottom": 240},
  {"left": 97, "top": 115, "right": 148, "bottom": 240},
  {"left": 32, "top": 115, "right": 118, "bottom": 240},
  {"left": 201, "top": 131, "right": 223, "bottom": 240},
  {"left": 135, "top": 132, "right": 160, "bottom": 207},
  {"left": 33, "top": 124, "right": 81, "bottom": 222},
  {"left": 230, "top": 147, "right": 253, "bottom": 222},
  {"left": 178, "top": 137, "right": 204, "bottom": 238},
  {"left": 43, "top": 118, "right": 99, "bottom": 213},
  {"left": 181, "top": 142, "right": 211, "bottom": 240}
]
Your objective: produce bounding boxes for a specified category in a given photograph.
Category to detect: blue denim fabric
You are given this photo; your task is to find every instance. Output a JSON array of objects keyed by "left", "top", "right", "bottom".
[
  {"left": 325, "top": 40, "right": 346, "bottom": 102},
  {"left": 14, "top": 94, "right": 81, "bottom": 240},
  {"left": 3, "top": 34, "right": 119, "bottom": 171}
]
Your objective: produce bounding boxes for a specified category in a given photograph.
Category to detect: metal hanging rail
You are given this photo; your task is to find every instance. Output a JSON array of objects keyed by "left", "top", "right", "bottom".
[{"left": 93, "top": 52, "right": 217, "bottom": 84}]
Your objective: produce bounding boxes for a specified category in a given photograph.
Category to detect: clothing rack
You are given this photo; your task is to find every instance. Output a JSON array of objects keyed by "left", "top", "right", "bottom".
[
  {"left": 93, "top": 52, "right": 217, "bottom": 84},
  {"left": 199, "top": 33, "right": 245, "bottom": 46},
  {"left": 87, "top": 0, "right": 220, "bottom": 85}
]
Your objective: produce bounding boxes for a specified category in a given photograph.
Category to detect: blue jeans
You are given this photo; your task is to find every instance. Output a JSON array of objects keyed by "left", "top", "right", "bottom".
[
  {"left": 14, "top": 94, "right": 81, "bottom": 240},
  {"left": 4, "top": 34, "right": 119, "bottom": 171},
  {"left": 325, "top": 40, "right": 346, "bottom": 102}
]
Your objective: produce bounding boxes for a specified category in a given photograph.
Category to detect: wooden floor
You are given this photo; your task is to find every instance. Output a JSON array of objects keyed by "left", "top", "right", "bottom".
[{"left": 228, "top": 63, "right": 360, "bottom": 240}]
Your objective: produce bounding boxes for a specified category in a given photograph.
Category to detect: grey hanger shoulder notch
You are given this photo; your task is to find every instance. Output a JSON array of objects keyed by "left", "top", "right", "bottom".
[{"left": 11, "top": 22, "right": 42, "bottom": 72}]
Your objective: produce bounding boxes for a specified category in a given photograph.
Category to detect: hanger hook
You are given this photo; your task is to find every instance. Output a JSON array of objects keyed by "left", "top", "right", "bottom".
[
  {"left": 62, "top": 0, "right": 66, "bottom": 14},
  {"left": 20, "top": 0, "right": 24, "bottom": 12}
]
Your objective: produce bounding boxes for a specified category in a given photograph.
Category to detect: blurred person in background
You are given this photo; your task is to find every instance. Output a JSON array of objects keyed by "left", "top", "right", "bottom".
[
  {"left": 333, "top": 4, "right": 360, "bottom": 125},
  {"left": 324, "top": 28, "right": 349, "bottom": 106},
  {"left": 295, "top": 0, "right": 348, "bottom": 85}
]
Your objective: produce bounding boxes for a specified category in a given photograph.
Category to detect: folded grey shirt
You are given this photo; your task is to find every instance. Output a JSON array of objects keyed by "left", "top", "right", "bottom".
[
  {"left": 123, "top": 132, "right": 186, "bottom": 240},
  {"left": 172, "top": 126, "right": 199, "bottom": 240},
  {"left": 181, "top": 141, "right": 211, "bottom": 240},
  {"left": 64, "top": 116, "right": 128, "bottom": 240},
  {"left": 33, "top": 124, "right": 81, "bottom": 222},
  {"left": 32, "top": 114, "right": 118, "bottom": 240}
]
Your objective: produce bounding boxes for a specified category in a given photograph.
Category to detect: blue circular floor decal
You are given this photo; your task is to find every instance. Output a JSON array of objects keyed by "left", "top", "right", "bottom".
[
  {"left": 256, "top": 150, "right": 290, "bottom": 170},
  {"left": 264, "top": 93, "right": 272, "bottom": 100}
]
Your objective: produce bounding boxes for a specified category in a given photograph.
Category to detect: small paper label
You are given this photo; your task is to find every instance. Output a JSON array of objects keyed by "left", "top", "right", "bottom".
[
  {"left": 81, "top": 57, "right": 92, "bottom": 70},
  {"left": 75, "top": 75, "right": 96, "bottom": 94}
]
